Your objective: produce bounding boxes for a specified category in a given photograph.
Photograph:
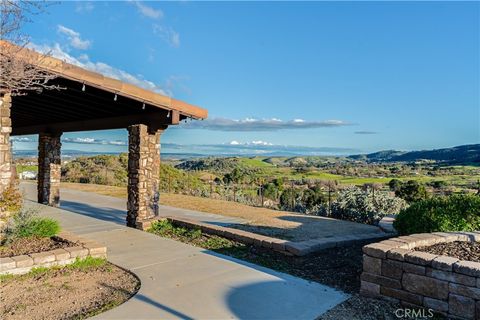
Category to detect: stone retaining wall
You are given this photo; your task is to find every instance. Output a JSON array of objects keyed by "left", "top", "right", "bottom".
[
  {"left": 140, "top": 216, "right": 387, "bottom": 256},
  {"left": 0, "top": 93, "right": 13, "bottom": 193},
  {"left": 0, "top": 231, "right": 107, "bottom": 275},
  {"left": 361, "top": 232, "right": 480, "bottom": 319}
]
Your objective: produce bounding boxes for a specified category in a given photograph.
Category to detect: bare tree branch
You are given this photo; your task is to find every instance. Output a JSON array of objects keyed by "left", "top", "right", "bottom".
[{"left": 0, "top": 0, "right": 60, "bottom": 95}]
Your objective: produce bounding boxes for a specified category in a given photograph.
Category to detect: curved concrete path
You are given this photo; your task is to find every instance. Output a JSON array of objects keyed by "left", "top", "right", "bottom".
[{"left": 21, "top": 184, "right": 348, "bottom": 319}]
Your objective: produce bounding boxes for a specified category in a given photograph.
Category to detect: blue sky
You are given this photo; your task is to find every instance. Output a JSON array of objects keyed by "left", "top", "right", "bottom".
[{"left": 13, "top": 1, "right": 480, "bottom": 156}]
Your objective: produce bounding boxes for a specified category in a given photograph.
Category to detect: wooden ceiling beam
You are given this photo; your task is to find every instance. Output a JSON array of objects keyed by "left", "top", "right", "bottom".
[{"left": 12, "top": 111, "right": 178, "bottom": 136}]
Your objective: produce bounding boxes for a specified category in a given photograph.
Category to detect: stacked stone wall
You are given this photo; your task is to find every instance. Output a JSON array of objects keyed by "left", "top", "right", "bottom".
[
  {"left": 37, "top": 133, "right": 62, "bottom": 206},
  {"left": 0, "top": 93, "right": 13, "bottom": 194},
  {"left": 127, "top": 124, "right": 162, "bottom": 228},
  {"left": 361, "top": 232, "right": 480, "bottom": 319}
]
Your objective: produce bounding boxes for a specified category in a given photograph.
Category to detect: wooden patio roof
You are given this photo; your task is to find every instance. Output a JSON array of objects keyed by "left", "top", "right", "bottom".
[{"left": 1, "top": 41, "right": 208, "bottom": 136}]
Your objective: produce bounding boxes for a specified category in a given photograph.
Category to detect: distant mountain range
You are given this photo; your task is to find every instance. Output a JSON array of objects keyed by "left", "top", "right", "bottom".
[
  {"left": 348, "top": 144, "right": 480, "bottom": 164},
  {"left": 13, "top": 144, "right": 480, "bottom": 165}
]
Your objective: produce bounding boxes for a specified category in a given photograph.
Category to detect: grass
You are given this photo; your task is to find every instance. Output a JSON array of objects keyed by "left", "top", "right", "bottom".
[
  {"left": 148, "top": 220, "right": 243, "bottom": 251},
  {"left": 0, "top": 257, "right": 108, "bottom": 283},
  {"left": 16, "top": 164, "right": 38, "bottom": 173}
]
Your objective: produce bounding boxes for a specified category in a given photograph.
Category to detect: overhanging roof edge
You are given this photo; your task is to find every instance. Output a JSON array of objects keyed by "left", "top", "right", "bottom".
[{"left": 1, "top": 40, "right": 208, "bottom": 120}]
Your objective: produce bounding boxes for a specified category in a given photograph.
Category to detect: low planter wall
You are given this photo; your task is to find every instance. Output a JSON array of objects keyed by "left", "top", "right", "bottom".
[
  {"left": 140, "top": 216, "right": 387, "bottom": 256},
  {"left": 361, "top": 231, "right": 480, "bottom": 319},
  {"left": 0, "top": 231, "right": 107, "bottom": 275}
]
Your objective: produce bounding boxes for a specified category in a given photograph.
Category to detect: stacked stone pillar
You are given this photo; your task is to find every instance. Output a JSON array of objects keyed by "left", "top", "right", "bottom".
[
  {"left": 37, "top": 133, "right": 62, "bottom": 206},
  {"left": 0, "top": 93, "right": 13, "bottom": 193},
  {"left": 127, "top": 124, "right": 163, "bottom": 228}
]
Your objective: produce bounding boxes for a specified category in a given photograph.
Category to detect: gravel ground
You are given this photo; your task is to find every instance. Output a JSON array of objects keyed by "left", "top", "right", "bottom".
[
  {"left": 0, "top": 262, "right": 139, "bottom": 320},
  {"left": 0, "top": 236, "right": 79, "bottom": 257},
  {"left": 318, "top": 294, "right": 402, "bottom": 320},
  {"left": 416, "top": 241, "right": 480, "bottom": 262}
]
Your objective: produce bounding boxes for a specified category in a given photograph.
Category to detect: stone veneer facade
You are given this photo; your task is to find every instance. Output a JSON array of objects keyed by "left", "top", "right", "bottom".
[
  {"left": 127, "top": 124, "right": 163, "bottom": 228},
  {"left": 0, "top": 93, "right": 13, "bottom": 194},
  {"left": 361, "top": 232, "right": 480, "bottom": 319},
  {"left": 38, "top": 132, "right": 62, "bottom": 206}
]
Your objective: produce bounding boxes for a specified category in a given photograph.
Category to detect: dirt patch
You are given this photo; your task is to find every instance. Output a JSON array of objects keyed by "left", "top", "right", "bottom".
[
  {"left": 0, "top": 236, "right": 80, "bottom": 258},
  {"left": 0, "top": 263, "right": 139, "bottom": 320},
  {"left": 415, "top": 241, "right": 480, "bottom": 262}
]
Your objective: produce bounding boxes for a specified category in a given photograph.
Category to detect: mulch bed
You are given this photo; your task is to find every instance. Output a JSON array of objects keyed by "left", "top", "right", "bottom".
[
  {"left": 219, "top": 241, "right": 370, "bottom": 294},
  {"left": 415, "top": 241, "right": 480, "bottom": 262},
  {"left": 0, "top": 262, "right": 140, "bottom": 320},
  {"left": 0, "top": 236, "right": 79, "bottom": 258}
]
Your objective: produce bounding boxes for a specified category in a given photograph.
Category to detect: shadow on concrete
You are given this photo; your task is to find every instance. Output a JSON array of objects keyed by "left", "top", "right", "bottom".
[
  {"left": 132, "top": 294, "right": 195, "bottom": 320},
  {"left": 203, "top": 250, "right": 348, "bottom": 319},
  {"left": 59, "top": 200, "right": 126, "bottom": 225},
  {"left": 100, "top": 282, "right": 195, "bottom": 320},
  {"left": 230, "top": 214, "right": 383, "bottom": 242}
]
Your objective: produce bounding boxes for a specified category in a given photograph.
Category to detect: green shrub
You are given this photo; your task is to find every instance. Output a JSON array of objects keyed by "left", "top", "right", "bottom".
[
  {"left": 4, "top": 209, "right": 60, "bottom": 243},
  {"left": 0, "top": 184, "right": 23, "bottom": 214},
  {"left": 330, "top": 186, "right": 408, "bottom": 225},
  {"left": 393, "top": 194, "right": 480, "bottom": 235}
]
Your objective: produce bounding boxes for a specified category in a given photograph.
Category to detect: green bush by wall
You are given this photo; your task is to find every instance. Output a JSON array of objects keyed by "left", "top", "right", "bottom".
[{"left": 393, "top": 194, "right": 480, "bottom": 235}]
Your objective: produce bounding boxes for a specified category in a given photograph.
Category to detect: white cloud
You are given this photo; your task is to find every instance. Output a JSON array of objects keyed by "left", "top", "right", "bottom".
[
  {"left": 153, "top": 24, "right": 180, "bottom": 48},
  {"left": 181, "top": 118, "right": 352, "bottom": 131},
  {"left": 228, "top": 140, "right": 273, "bottom": 146},
  {"left": 130, "top": 1, "right": 163, "bottom": 19},
  {"left": 355, "top": 131, "right": 378, "bottom": 135},
  {"left": 63, "top": 137, "right": 127, "bottom": 146},
  {"left": 10, "top": 136, "right": 34, "bottom": 142},
  {"left": 75, "top": 1, "right": 94, "bottom": 13},
  {"left": 57, "top": 25, "right": 91, "bottom": 50},
  {"left": 29, "top": 43, "right": 170, "bottom": 96}
]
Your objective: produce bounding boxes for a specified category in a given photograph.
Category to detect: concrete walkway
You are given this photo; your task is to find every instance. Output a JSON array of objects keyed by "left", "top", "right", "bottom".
[
  {"left": 21, "top": 185, "right": 348, "bottom": 319},
  {"left": 21, "top": 183, "right": 246, "bottom": 227}
]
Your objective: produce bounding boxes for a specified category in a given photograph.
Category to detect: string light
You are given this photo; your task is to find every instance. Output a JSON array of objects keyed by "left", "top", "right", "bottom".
[
  {"left": 81, "top": 83, "right": 86, "bottom": 92},
  {"left": 142, "top": 102, "right": 146, "bottom": 110},
  {"left": 167, "top": 110, "right": 171, "bottom": 118},
  {"left": 114, "top": 93, "right": 117, "bottom": 101}
]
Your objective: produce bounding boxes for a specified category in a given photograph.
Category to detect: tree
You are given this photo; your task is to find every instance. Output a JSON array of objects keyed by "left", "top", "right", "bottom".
[
  {"left": 0, "top": 1, "right": 59, "bottom": 95},
  {"left": 279, "top": 188, "right": 301, "bottom": 212},
  {"left": 261, "top": 182, "right": 278, "bottom": 200},
  {"left": 388, "top": 179, "right": 403, "bottom": 192},
  {"left": 395, "top": 180, "right": 428, "bottom": 203},
  {"left": 301, "top": 185, "right": 327, "bottom": 212}
]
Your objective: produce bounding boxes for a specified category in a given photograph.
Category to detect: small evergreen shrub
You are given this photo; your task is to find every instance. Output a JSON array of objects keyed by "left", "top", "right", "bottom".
[
  {"left": 393, "top": 194, "right": 480, "bottom": 235},
  {"left": 330, "top": 186, "right": 408, "bottom": 225},
  {"left": 0, "top": 184, "right": 23, "bottom": 215},
  {"left": 3, "top": 209, "right": 60, "bottom": 243}
]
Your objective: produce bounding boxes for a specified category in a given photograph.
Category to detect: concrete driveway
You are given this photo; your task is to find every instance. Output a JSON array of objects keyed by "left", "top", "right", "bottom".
[{"left": 21, "top": 183, "right": 348, "bottom": 319}]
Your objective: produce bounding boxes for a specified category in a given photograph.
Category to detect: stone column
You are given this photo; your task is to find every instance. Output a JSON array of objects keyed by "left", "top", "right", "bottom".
[
  {"left": 0, "top": 93, "right": 13, "bottom": 193},
  {"left": 127, "top": 124, "right": 163, "bottom": 228},
  {"left": 38, "top": 132, "right": 62, "bottom": 206}
]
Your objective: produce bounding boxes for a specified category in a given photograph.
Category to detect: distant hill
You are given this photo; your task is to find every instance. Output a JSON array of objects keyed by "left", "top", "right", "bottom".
[{"left": 348, "top": 144, "right": 480, "bottom": 164}]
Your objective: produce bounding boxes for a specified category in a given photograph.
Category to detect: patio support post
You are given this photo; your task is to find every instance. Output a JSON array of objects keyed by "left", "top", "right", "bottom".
[
  {"left": 38, "top": 132, "right": 62, "bottom": 206},
  {"left": 127, "top": 124, "right": 164, "bottom": 228},
  {"left": 0, "top": 93, "right": 13, "bottom": 193}
]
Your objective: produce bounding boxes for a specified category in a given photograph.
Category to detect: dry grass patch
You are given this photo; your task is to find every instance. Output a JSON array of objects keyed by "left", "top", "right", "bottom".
[{"left": 59, "top": 182, "right": 381, "bottom": 241}]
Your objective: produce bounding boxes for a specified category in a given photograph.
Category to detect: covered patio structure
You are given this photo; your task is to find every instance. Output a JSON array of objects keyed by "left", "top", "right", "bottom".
[{"left": 0, "top": 43, "right": 207, "bottom": 228}]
